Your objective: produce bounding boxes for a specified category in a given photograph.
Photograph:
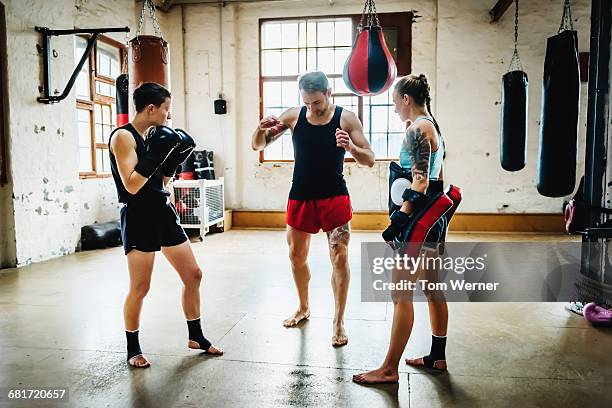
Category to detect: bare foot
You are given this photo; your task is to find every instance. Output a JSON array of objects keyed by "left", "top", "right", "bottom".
[
  {"left": 188, "top": 340, "right": 224, "bottom": 355},
  {"left": 405, "top": 357, "right": 447, "bottom": 371},
  {"left": 127, "top": 354, "right": 151, "bottom": 368},
  {"left": 332, "top": 320, "right": 348, "bottom": 347},
  {"left": 283, "top": 308, "right": 310, "bottom": 327},
  {"left": 352, "top": 367, "right": 399, "bottom": 384}
]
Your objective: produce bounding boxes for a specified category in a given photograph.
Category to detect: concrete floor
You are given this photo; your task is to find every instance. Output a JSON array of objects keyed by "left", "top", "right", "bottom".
[{"left": 0, "top": 230, "right": 611, "bottom": 407}]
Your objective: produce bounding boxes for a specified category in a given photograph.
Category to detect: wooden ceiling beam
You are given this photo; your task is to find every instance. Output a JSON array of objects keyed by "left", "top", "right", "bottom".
[{"left": 490, "top": 0, "right": 514, "bottom": 23}]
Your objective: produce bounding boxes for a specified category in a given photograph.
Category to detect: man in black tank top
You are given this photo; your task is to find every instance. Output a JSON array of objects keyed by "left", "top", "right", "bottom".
[
  {"left": 109, "top": 83, "right": 223, "bottom": 368},
  {"left": 252, "top": 71, "right": 375, "bottom": 347}
]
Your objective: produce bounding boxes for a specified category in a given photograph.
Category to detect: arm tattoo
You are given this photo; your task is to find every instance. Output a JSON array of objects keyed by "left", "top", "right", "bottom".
[
  {"left": 265, "top": 123, "right": 289, "bottom": 146},
  {"left": 406, "top": 127, "right": 431, "bottom": 182}
]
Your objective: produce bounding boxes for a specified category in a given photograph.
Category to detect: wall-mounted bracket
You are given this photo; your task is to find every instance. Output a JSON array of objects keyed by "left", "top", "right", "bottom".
[{"left": 35, "top": 26, "right": 130, "bottom": 104}]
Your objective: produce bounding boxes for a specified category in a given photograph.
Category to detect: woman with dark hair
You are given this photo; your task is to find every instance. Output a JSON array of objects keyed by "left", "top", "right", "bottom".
[{"left": 354, "top": 74, "right": 449, "bottom": 384}]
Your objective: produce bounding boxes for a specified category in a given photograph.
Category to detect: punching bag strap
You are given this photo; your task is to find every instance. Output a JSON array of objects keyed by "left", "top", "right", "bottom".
[
  {"left": 508, "top": 0, "right": 523, "bottom": 72},
  {"left": 358, "top": 0, "right": 381, "bottom": 30},
  {"left": 558, "top": 0, "right": 574, "bottom": 33}
]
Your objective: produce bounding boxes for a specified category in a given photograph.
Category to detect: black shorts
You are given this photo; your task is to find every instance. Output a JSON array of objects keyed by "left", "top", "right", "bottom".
[{"left": 120, "top": 199, "right": 188, "bottom": 254}]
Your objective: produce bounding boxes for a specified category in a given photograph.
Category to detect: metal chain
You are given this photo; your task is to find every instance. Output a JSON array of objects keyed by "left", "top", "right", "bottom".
[
  {"left": 509, "top": 0, "right": 523, "bottom": 71},
  {"left": 136, "top": 0, "right": 163, "bottom": 38},
  {"left": 358, "top": 0, "right": 380, "bottom": 30},
  {"left": 558, "top": 0, "right": 574, "bottom": 33}
]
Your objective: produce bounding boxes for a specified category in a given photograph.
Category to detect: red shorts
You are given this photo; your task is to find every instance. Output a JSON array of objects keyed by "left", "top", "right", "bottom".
[{"left": 287, "top": 195, "right": 352, "bottom": 234}]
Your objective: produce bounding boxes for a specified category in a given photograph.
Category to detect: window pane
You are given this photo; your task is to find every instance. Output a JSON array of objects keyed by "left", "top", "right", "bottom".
[
  {"left": 96, "top": 149, "right": 103, "bottom": 172},
  {"left": 95, "top": 124, "right": 103, "bottom": 143},
  {"left": 281, "top": 81, "right": 298, "bottom": 106},
  {"left": 370, "top": 89, "right": 389, "bottom": 105},
  {"left": 96, "top": 81, "right": 113, "bottom": 97},
  {"left": 80, "top": 148, "right": 93, "bottom": 172},
  {"left": 281, "top": 23, "right": 299, "bottom": 49},
  {"left": 306, "top": 48, "right": 317, "bottom": 71},
  {"left": 370, "top": 133, "right": 388, "bottom": 159},
  {"left": 298, "top": 49, "right": 307, "bottom": 74},
  {"left": 111, "top": 104, "right": 117, "bottom": 126},
  {"left": 264, "top": 107, "right": 283, "bottom": 119},
  {"left": 335, "top": 20, "right": 353, "bottom": 46},
  {"left": 317, "top": 21, "right": 334, "bottom": 47},
  {"left": 102, "top": 105, "right": 111, "bottom": 124},
  {"left": 281, "top": 133, "right": 294, "bottom": 160},
  {"left": 298, "top": 22, "right": 307, "bottom": 48},
  {"left": 99, "top": 54, "right": 110, "bottom": 77},
  {"left": 317, "top": 48, "right": 334, "bottom": 74},
  {"left": 332, "top": 77, "right": 351, "bottom": 95},
  {"left": 101, "top": 149, "right": 111, "bottom": 172},
  {"left": 388, "top": 109, "right": 404, "bottom": 133},
  {"left": 262, "top": 50, "right": 282, "bottom": 76},
  {"left": 387, "top": 133, "right": 405, "bottom": 158},
  {"left": 103, "top": 125, "right": 112, "bottom": 144},
  {"left": 307, "top": 22, "right": 316, "bottom": 47},
  {"left": 281, "top": 49, "right": 299, "bottom": 76},
  {"left": 334, "top": 48, "right": 351, "bottom": 74},
  {"left": 262, "top": 22, "right": 281, "bottom": 49},
  {"left": 77, "top": 109, "right": 91, "bottom": 149},
  {"left": 97, "top": 41, "right": 120, "bottom": 78},
  {"left": 94, "top": 104, "right": 102, "bottom": 124},
  {"left": 370, "top": 106, "right": 388, "bottom": 132},
  {"left": 263, "top": 82, "right": 282, "bottom": 107},
  {"left": 74, "top": 37, "right": 91, "bottom": 100}
]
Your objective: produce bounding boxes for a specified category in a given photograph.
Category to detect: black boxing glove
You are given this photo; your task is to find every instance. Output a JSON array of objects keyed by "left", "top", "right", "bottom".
[
  {"left": 134, "top": 126, "right": 182, "bottom": 178},
  {"left": 382, "top": 210, "right": 411, "bottom": 243},
  {"left": 161, "top": 128, "right": 196, "bottom": 177}
]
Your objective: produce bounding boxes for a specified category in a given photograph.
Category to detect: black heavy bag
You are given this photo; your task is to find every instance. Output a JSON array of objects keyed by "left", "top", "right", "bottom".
[
  {"left": 81, "top": 221, "right": 122, "bottom": 250},
  {"left": 537, "top": 5, "right": 580, "bottom": 197},
  {"left": 116, "top": 74, "right": 129, "bottom": 127},
  {"left": 500, "top": 71, "right": 528, "bottom": 171}
]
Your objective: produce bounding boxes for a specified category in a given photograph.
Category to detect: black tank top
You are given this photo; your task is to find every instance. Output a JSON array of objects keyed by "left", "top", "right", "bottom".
[
  {"left": 108, "top": 123, "right": 169, "bottom": 204},
  {"left": 289, "top": 105, "right": 349, "bottom": 200}
]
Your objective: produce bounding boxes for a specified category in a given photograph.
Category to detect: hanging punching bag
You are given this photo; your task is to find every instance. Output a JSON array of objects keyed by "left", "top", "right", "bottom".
[
  {"left": 537, "top": 1, "right": 580, "bottom": 197},
  {"left": 343, "top": 26, "right": 397, "bottom": 96},
  {"left": 116, "top": 73, "right": 129, "bottom": 126},
  {"left": 500, "top": 71, "right": 528, "bottom": 171},
  {"left": 500, "top": 1, "right": 528, "bottom": 172},
  {"left": 128, "top": 35, "right": 171, "bottom": 117},
  {"left": 343, "top": 0, "right": 396, "bottom": 96}
]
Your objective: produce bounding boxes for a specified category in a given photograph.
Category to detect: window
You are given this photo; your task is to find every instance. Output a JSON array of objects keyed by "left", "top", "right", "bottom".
[
  {"left": 259, "top": 13, "right": 412, "bottom": 162},
  {"left": 75, "top": 35, "right": 124, "bottom": 177}
]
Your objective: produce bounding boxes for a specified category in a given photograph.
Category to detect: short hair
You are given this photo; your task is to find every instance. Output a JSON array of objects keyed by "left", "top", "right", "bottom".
[
  {"left": 133, "top": 83, "right": 171, "bottom": 112},
  {"left": 298, "top": 71, "right": 329, "bottom": 94}
]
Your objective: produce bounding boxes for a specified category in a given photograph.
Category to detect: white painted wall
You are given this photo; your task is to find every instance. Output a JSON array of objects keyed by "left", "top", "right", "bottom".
[
  {"left": 170, "top": 0, "right": 591, "bottom": 213},
  {"left": 4, "top": 0, "right": 136, "bottom": 264},
  {"left": 2, "top": 0, "right": 594, "bottom": 265}
]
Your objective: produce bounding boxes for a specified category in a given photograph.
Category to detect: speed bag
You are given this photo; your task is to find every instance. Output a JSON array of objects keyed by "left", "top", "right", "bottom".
[
  {"left": 115, "top": 74, "right": 129, "bottom": 126},
  {"left": 343, "top": 26, "right": 397, "bottom": 96},
  {"left": 537, "top": 30, "right": 580, "bottom": 197},
  {"left": 500, "top": 70, "right": 528, "bottom": 172},
  {"left": 128, "top": 35, "right": 171, "bottom": 118}
]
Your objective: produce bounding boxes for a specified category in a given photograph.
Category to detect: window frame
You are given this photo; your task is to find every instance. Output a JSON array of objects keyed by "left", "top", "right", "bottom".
[
  {"left": 76, "top": 34, "right": 126, "bottom": 179},
  {"left": 258, "top": 12, "right": 413, "bottom": 163}
]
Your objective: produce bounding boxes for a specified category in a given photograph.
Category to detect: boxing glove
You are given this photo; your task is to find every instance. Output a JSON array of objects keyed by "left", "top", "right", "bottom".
[
  {"left": 161, "top": 128, "right": 196, "bottom": 177},
  {"left": 134, "top": 126, "right": 182, "bottom": 178}
]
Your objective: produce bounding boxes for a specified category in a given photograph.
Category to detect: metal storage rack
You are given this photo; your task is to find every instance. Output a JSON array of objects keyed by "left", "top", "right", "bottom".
[{"left": 172, "top": 177, "right": 225, "bottom": 239}]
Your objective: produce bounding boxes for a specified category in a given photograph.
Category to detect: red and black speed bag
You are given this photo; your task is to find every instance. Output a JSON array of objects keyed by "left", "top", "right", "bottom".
[
  {"left": 343, "top": 26, "right": 397, "bottom": 96},
  {"left": 116, "top": 73, "right": 129, "bottom": 127}
]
